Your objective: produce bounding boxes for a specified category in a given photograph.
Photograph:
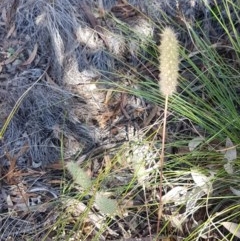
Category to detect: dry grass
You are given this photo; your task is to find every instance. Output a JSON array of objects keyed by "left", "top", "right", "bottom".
[{"left": 0, "top": 0, "right": 239, "bottom": 240}]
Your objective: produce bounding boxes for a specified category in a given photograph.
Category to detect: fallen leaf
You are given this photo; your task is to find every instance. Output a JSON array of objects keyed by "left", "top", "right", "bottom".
[
  {"left": 170, "top": 215, "right": 184, "bottom": 232},
  {"left": 188, "top": 136, "right": 204, "bottom": 151},
  {"left": 224, "top": 162, "right": 234, "bottom": 174},
  {"left": 66, "top": 199, "right": 118, "bottom": 236},
  {"left": 1, "top": 8, "right": 7, "bottom": 23},
  {"left": 97, "top": 110, "right": 116, "bottom": 128},
  {"left": 104, "top": 89, "right": 113, "bottom": 105},
  {"left": 230, "top": 186, "right": 240, "bottom": 196},
  {"left": 22, "top": 43, "right": 38, "bottom": 65},
  {"left": 162, "top": 186, "right": 188, "bottom": 205},
  {"left": 5, "top": 144, "right": 29, "bottom": 184},
  {"left": 221, "top": 222, "right": 240, "bottom": 238},
  {"left": 185, "top": 187, "right": 205, "bottom": 211},
  {"left": 133, "top": 158, "right": 147, "bottom": 186},
  {"left": 224, "top": 137, "right": 237, "bottom": 162},
  {"left": 6, "top": 24, "right": 16, "bottom": 39},
  {"left": 191, "top": 169, "right": 212, "bottom": 194}
]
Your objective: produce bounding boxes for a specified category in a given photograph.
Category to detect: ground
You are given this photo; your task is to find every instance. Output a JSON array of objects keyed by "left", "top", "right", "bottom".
[{"left": 0, "top": 0, "right": 240, "bottom": 240}]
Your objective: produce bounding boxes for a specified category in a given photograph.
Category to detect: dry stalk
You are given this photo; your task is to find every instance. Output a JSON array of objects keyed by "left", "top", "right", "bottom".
[{"left": 157, "top": 27, "right": 179, "bottom": 235}]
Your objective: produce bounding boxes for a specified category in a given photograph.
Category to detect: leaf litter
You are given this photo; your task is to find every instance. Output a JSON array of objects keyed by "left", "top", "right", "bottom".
[{"left": 0, "top": 0, "right": 239, "bottom": 240}]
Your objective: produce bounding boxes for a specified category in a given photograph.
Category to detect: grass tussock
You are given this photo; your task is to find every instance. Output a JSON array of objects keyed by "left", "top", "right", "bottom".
[{"left": 0, "top": 0, "right": 240, "bottom": 240}]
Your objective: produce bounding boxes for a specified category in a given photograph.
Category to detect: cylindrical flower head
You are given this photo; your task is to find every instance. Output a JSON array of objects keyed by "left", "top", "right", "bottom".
[{"left": 158, "top": 27, "right": 179, "bottom": 96}]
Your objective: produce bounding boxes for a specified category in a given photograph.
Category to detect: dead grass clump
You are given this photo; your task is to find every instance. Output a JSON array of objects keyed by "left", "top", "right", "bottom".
[{"left": 0, "top": 0, "right": 239, "bottom": 240}]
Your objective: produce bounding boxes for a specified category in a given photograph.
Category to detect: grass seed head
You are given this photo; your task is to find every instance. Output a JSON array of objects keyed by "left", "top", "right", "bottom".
[{"left": 158, "top": 27, "right": 179, "bottom": 96}]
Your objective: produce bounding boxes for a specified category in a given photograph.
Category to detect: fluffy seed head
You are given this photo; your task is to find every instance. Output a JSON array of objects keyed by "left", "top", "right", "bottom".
[{"left": 158, "top": 27, "right": 179, "bottom": 96}]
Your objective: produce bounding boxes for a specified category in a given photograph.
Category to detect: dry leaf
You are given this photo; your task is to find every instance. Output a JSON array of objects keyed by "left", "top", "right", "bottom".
[
  {"left": 104, "top": 89, "right": 113, "bottom": 105},
  {"left": 188, "top": 136, "right": 204, "bottom": 151},
  {"left": 135, "top": 162, "right": 147, "bottom": 185},
  {"left": 22, "top": 43, "right": 38, "bottom": 65},
  {"left": 224, "top": 137, "right": 237, "bottom": 162},
  {"left": 224, "top": 162, "right": 234, "bottom": 174},
  {"left": 162, "top": 186, "right": 188, "bottom": 205},
  {"left": 6, "top": 24, "right": 16, "bottom": 39},
  {"left": 191, "top": 169, "right": 212, "bottom": 194},
  {"left": 170, "top": 215, "right": 184, "bottom": 232},
  {"left": 1, "top": 8, "right": 7, "bottom": 23},
  {"left": 185, "top": 187, "right": 205, "bottom": 211},
  {"left": 65, "top": 199, "right": 118, "bottom": 237},
  {"left": 230, "top": 186, "right": 240, "bottom": 196},
  {"left": 221, "top": 222, "right": 240, "bottom": 238}
]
